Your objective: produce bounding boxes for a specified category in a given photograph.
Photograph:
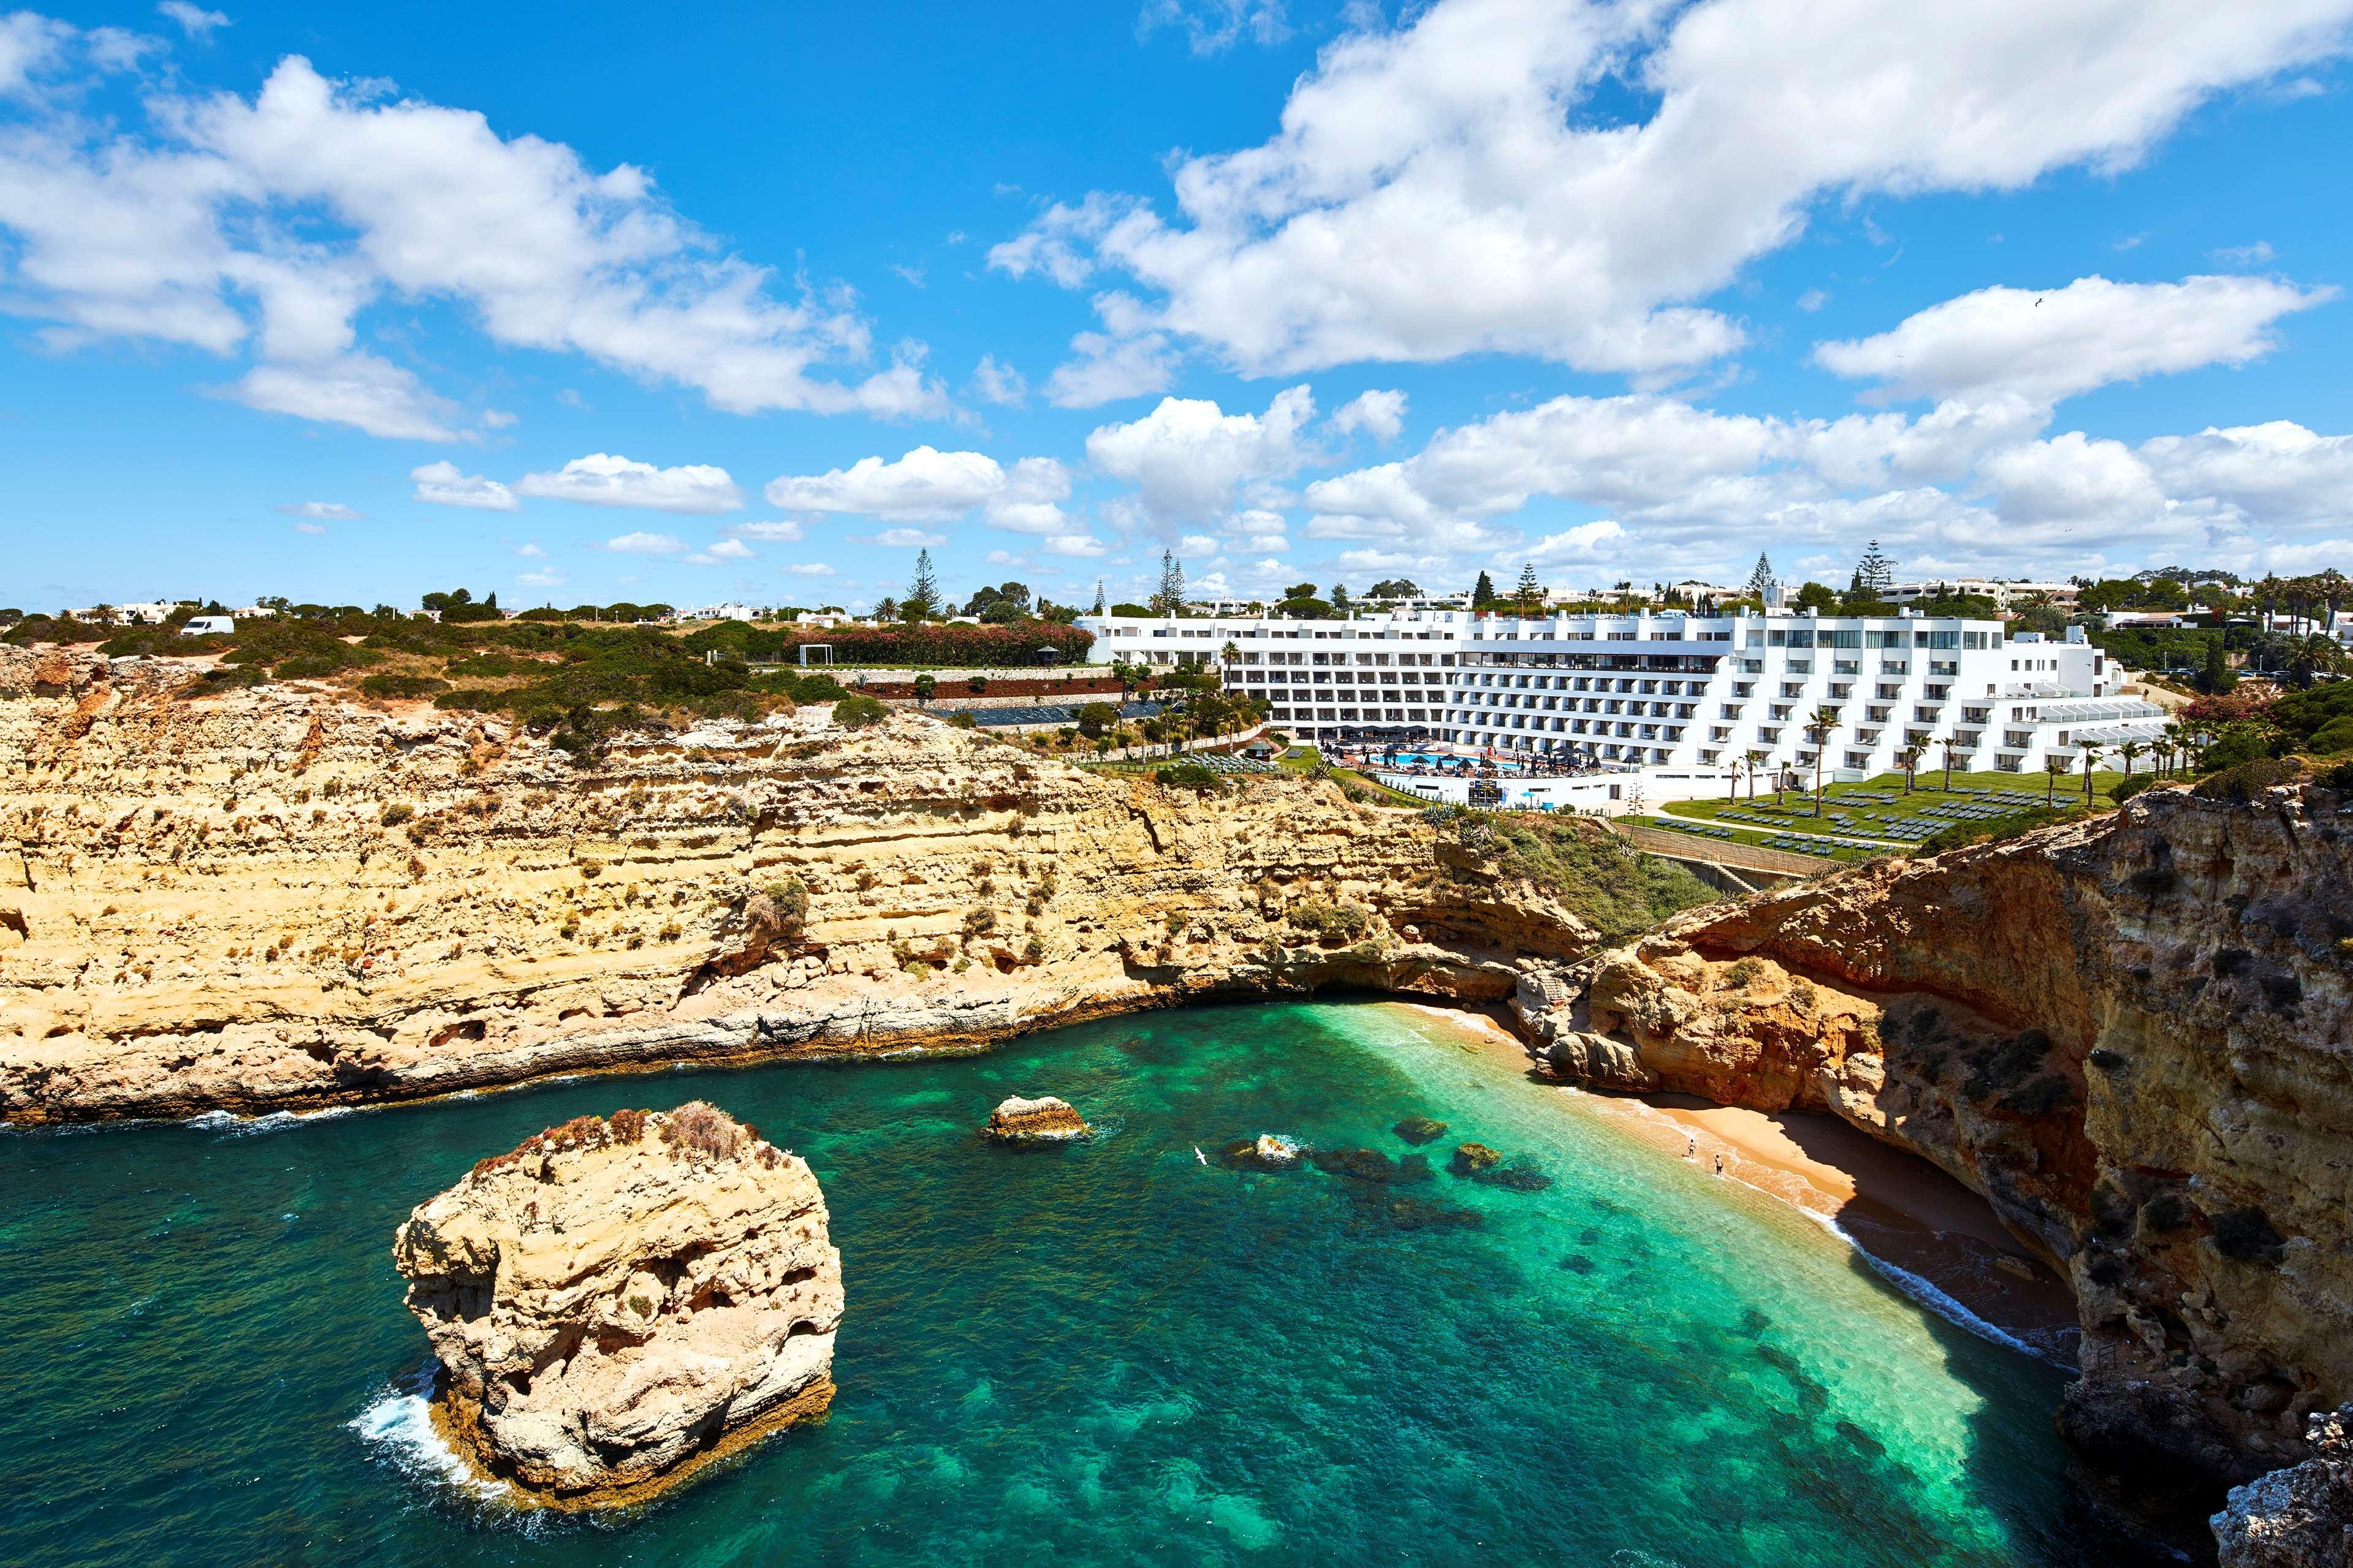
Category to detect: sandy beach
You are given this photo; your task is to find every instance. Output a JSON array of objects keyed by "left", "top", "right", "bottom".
[{"left": 1397, "top": 1001, "right": 2080, "bottom": 1365}]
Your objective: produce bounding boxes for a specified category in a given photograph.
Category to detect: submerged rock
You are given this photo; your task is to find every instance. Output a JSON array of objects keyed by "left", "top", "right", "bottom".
[
  {"left": 1309, "top": 1146, "right": 1433, "bottom": 1184},
  {"left": 392, "top": 1102, "right": 843, "bottom": 1509},
  {"left": 1445, "top": 1140, "right": 1551, "bottom": 1190},
  {"left": 982, "top": 1094, "right": 1091, "bottom": 1143},
  {"left": 2214, "top": 1404, "right": 2353, "bottom": 1567},
  {"left": 1378, "top": 1195, "right": 1485, "bottom": 1232},
  {"left": 1392, "top": 1116, "right": 1450, "bottom": 1145}
]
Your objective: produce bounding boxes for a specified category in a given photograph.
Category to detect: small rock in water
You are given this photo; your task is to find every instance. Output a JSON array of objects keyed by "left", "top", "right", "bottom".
[
  {"left": 391, "top": 1101, "right": 842, "bottom": 1509},
  {"left": 1393, "top": 1117, "right": 1450, "bottom": 1146},
  {"left": 982, "top": 1094, "right": 1091, "bottom": 1143},
  {"left": 1450, "top": 1142, "right": 1502, "bottom": 1175},
  {"left": 1218, "top": 1134, "right": 1306, "bottom": 1170}
]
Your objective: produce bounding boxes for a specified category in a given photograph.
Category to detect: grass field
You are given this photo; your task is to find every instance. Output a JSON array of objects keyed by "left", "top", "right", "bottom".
[{"left": 1627, "top": 767, "right": 2155, "bottom": 860}]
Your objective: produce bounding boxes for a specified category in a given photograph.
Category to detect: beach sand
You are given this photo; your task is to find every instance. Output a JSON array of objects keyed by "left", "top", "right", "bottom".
[{"left": 1398, "top": 1001, "right": 2081, "bottom": 1365}]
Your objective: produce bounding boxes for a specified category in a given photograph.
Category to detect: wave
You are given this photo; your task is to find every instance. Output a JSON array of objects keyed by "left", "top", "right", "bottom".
[
  {"left": 1801, "top": 1210, "right": 2071, "bottom": 1370},
  {"left": 188, "top": 1105, "right": 358, "bottom": 1137},
  {"left": 350, "top": 1363, "right": 504, "bottom": 1502}
]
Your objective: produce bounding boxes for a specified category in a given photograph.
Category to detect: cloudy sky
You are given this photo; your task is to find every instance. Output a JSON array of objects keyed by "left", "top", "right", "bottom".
[{"left": 7, "top": 0, "right": 2353, "bottom": 612}]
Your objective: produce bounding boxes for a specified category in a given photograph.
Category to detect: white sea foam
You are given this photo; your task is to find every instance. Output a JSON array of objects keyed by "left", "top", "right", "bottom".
[
  {"left": 1801, "top": 1210, "right": 2070, "bottom": 1369},
  {"left": 350, "top": 1363, "right": 503, "bottom": 1501},
  {"left": 188, "top": 1105, "right": 358, "bottom": 1137}
]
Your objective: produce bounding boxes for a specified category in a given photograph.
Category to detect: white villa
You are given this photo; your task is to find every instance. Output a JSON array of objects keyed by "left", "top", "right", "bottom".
[{"left": 1079, "top": 606, "right": 2172, "bottom": 808}]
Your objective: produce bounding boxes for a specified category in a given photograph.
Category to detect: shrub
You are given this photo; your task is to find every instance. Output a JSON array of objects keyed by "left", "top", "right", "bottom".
[
  {"left": 360, "top": 673, "right": 450, "bottom": 700},
  {"left": 1722, "top": 956, "right": 1765, "bottom": 990},
  {"left": 2192, "top": 757, "right": 2303, "bottom": 804},
  {"left": 1288, "top": 900, "right": 1370, "bottom": 939},
  {"left": 380, "top": 802, "right": 414, "bottom": 827},
  {"left": 949, "top": 710, "right": 979, "bottom": 730},
  {"left": 962, "top": 907, "right": 997, "bottom": 936},
  {"left": 1155, "top": 760, "right": 1222, "bottom": 790},
  {"left": 833, "top": 694, "right": 888, "bottom": 730},
  {"left": 2110, "top": 773, "right": 2159, "bottom": 805},
  {"left": 660, "top": 1100, "right": 747, "bottom": 1161},
  {"left": 1076, "top": 701, "right": 1119, "bottom": 738}
]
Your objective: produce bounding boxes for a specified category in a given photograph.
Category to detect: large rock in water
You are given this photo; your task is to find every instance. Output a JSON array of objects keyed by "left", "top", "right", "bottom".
[
  {"left": 2214, "top": 1405, "right": 2353, "bottom": 1567},
  {"left": 982, "top": 1094, "right": 1090, "bottom": 1142},
  {"left": 391, "top": 1101, "right": 843, "bottom": 1508}
]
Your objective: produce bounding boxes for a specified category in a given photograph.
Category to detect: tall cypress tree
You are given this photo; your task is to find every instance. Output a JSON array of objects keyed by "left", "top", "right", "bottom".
[{"left": 1472, "top": 570, "right": 1497, "bottom": 608}]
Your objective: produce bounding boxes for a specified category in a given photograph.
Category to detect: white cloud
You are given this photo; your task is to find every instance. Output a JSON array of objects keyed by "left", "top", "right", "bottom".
[
  {"left": 410, "top": 460, "right": 519, "bottom": 512},
  {"left": 2137, "top": 420, "right": 2353, "bottom": 525},
  {"left": 995, "top": 0, "right": 2353, "bottom": 378},
  {"left": 1138, "top": 0, "right": 1288, "bottom": 55},
  {"left": 277, "top": 500, "right": 363, "bottom": 520},
  {"left": 1043, "top": 534, "right": 1109, "bottom": 556},
  {"left": 515, "top": 452, "right": 744, "bottom": 513},
  {"left": 1521, "top": 518, "right": 1628, "bottom": 563},
  {"left": 518, "top": 567, "right": 565, "bottom": 588},
  {"left": 0, "top": 51, "right": 947, "bottom": 439},
  {"left": 599, "top": 531, "right": 685, "bottom": 555},
  {"left": 685, "top": 537, "right": 756, "bottom": 564},
  {"left": 850, "top": 527, "right": 948, "bottom": 547},
  {"left": 1085, "top": 384, "right": 1315, "bottom": 524},
  {"left": 2214, "top": 241, "right": 2277, "bottom": 267},
  {"left": 725, "top": 519, "right": 805, "bottom": 542},
  {"left": 971, "top": 354, "right": 1028, "bottom": 406},
  {"left": 888, "top": 262, "right": 926, "bottom": 287},
  {"left": 230, "top": 353, "right": 463, "bottom": 441},
  {"left": 515, "top": 542, "right": 545, "bottom": 557},
  {"left": 1044, "top": 322, "right": 1175, "bottom": 407},
  {"left": 1796, "top": 288, "right": 1829, "bottom": 312},
  {"left": 1329, "top": 388, "right": 1406, "bottom": 442},
  {"left": 1813, "top": 273, "right": 2333, "bottom": 404},
  {"left": 764, "top": 447, "right": 1071, "bottom": 536},
  {"left": 156, "top": 2, "right": 229, "bottom": 39},
  {"left": 782, "top": 561, "right": 837, "bottom": 575},
  {"left": 479, "top": 407, "right": 518, "bottom": 429},
  {"left": 556, "top": 388, "right": 590, "bottom": 409},
  {"left": 291, "top": 519, "right": 325, "bottom": 534}
]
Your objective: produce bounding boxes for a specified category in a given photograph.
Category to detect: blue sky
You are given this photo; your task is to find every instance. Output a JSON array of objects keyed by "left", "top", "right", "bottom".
[{"left": 7, "top": 0, "right": 2353, "bottom": 613}]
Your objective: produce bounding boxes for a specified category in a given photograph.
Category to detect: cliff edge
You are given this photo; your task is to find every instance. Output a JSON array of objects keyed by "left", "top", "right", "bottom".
[{"left": 1521, "top": 779, "right": 2353, "bottom": 1546}]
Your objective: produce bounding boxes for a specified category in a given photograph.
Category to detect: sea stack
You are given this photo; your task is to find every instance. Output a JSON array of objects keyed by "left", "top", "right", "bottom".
[
  {"left": 391, "top": 1102, "right": 843, "bottom": 1509},
  {"left": 982, "top": 1094, "right": 1091, "bottom": 1142}
]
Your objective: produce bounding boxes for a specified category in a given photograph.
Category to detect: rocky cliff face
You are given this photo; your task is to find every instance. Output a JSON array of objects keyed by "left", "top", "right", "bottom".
[
  {"left": 2214, "top": 1404, "right": 2353, "bottom": 1568},
  {"left": 392, "top": 1100, "right": 840, "bottom": 1506},
  {"left": 0, "top": 648, "right": 1610, "bottom": 1122},
  {"left": 1519, "top": 781, "right": 2353, "bottom": 1544}
]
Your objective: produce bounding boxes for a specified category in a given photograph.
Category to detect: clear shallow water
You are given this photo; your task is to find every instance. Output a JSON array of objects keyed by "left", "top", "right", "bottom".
[{"left": 0, "top": 1001, "right": 2081, "bottom": 1567}]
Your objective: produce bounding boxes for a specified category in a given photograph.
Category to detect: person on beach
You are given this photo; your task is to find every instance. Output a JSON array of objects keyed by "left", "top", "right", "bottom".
[
  {"left": 1714, "top": 1154, "right": 1724, "bottom": 1176},
  {"left": 1687, "top": 1134, "right": 1695, "bottom": 1159}
]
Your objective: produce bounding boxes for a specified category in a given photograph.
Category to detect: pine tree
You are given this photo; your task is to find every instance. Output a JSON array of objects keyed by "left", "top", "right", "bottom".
[
  {"left": 1855, "top": 539, "right": 1896, "bottom": 594},
  {"left": 1744, "top": 552, "right": 1775, "bottom": 601},
  {"left": 1515, "top": 563, "right": 1542, "bottom": 613},
  {"left": 1153, "top": 550, "right": 1185, "bottom": 615},
  {"left": 904, "top": 548, "right": 940, "bottom": 620},
  {"left": 1092, "top": 580, "right": 1106, "bottom": 615},
  {"left": 1472, "top": 570, "right": 1497, "bottom": 608}
]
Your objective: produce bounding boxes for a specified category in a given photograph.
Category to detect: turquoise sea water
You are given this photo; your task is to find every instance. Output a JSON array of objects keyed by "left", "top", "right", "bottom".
[{"left": 0, "top": 1001, "right": 2081, "bottom": 1567}]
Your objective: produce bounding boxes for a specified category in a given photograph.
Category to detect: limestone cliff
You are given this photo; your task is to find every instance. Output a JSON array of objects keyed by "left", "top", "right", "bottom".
[
  {"left": 392, "top": 1101, "right": 840, "bottom": 1506},
  {"left": 1520, "top": 780, "right": 2353, "bottom": 1543},
  {"left": 0, "top": 647, "right": 1615, "bottom": 1122},
  {"left": 2214, "top": 1404, "right": 2353, "bottom": 1568}
]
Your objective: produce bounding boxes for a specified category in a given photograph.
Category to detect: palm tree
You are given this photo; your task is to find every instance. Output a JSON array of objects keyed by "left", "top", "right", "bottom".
[
  {"left": 1725, "top": 757, "right": 1744, "bottom": 802},
  {"left": 1744, "top": 749, "right": 1768, "bottom": 802},
  {"left": 2043, "top": 754, "right": 2069, "bottom": 806},
  {"left": 1806, "top": 705, "right": 1841, "bottom": 817},
  {"left": 2080, "top": 740, "right": 2104, "bottom": 804},
  {"left": 1897, "top": 743, "right": 1922, "bottom": 795},
  {"left": 2115, "top": 738, "right": 2146, "bottom": 781},
  {"left": 1939, "top": 738, "right": 1961, "bottom": 792}
]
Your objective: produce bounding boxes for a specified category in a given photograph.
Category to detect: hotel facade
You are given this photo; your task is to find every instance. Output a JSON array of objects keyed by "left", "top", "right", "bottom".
[{"left": 1079, "top": 607, "right": 2172, "bottom": 787}]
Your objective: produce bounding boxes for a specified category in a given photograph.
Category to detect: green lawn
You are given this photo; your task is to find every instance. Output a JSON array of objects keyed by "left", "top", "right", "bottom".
[{"left": 1630, "top": 767, "right": 2163, "bottom": 860}]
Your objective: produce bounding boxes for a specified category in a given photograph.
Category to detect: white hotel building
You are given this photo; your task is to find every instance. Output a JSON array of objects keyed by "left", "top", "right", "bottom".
[{"left": 1081, "top": 607, "right": 2170, "bottom": 791}]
